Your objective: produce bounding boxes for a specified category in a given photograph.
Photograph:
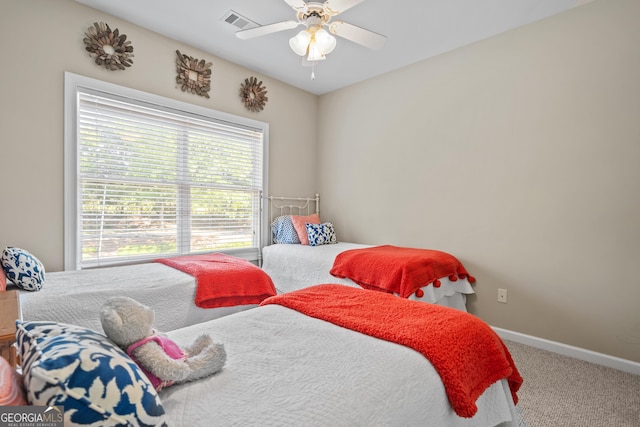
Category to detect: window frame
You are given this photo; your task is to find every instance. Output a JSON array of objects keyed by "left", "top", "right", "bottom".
[{"left": 64, "top": 72, "right": 269, "bottom": 271}]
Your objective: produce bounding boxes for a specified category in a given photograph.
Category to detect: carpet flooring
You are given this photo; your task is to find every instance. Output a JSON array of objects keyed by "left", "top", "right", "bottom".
[{"left": 504, "top": 340, "right": 640, "bottom": 427}]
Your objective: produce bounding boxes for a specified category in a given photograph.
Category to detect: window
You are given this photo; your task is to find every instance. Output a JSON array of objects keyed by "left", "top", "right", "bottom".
[{"left": 64, "top": 73, "right": 268, "bottom": 270}]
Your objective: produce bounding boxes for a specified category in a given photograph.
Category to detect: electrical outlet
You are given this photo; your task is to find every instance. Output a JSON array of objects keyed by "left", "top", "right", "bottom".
[{"left": 497, "top": 288, "right": 508, "bottom": 304}]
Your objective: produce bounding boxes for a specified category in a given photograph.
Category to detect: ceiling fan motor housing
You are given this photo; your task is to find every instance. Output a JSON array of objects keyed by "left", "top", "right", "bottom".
[{"left": 298, "top": 2, "right": 337, "bottom": 21}]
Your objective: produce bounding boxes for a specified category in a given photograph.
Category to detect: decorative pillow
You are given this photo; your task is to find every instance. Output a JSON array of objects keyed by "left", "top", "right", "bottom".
[
  {"left": 0, "top": 356, "right": 26, "bottom": 406},
  {"left": 291, "top": 213, "right": 320, "bottom": 245},
  {"left": 271, "top": 215, "right": 300, "bottom": 244},
  {"left": 306, "top": 222, "right": 338, "bottom": 246},
  {"left": 1, "top": 247, "right": 45, "bottom": 291},
  {"left": 0, "top": 266, "right": 6, "bottom": 291},
  {"left": 16, "top": 321, "right": 167, "bottom": 427}
]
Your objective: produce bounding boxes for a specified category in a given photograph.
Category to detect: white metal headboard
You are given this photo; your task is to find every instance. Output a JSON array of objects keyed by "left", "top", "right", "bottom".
[
  {"left": 268, "top": 194, "right": 319, "bottom": 219},
  {"left": 266, "top": 194, "right": 320, "bottom": 244}
]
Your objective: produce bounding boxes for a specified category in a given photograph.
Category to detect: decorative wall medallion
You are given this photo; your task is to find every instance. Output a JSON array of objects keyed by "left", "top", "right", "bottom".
[
  {"left": 240, "top": 77, "right": 268, "bottom": 112},
  {"left": 83, "top": 22, "right": 134, "bottom": 70},
  {"left": 176, "top": 50, "right": 212, "bottom": 99}
]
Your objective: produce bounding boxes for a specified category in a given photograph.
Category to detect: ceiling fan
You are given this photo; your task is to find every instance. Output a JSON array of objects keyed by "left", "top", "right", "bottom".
[{"left": 236, "top": 0, "right": 387, "bottom": 77}]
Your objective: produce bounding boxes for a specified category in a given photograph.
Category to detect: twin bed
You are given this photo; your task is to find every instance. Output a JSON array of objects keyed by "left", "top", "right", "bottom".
[
  {"left": 158, "top": 285, "right": 522, "bottom": 427},
  {"left": 262, "top": 242, "right": 475, "bottom": 311},
  {"left": 16, "top": 253, "right": 276, "bottom": 333},
  {"left": 16, "top": 286, "right": 522, "bottom": 427},
  {"left": 262, "top": 194, "right": 476, "bottom": 311},
  {"left": 5, "top": 195, "right": 523, "bottom": 427}
]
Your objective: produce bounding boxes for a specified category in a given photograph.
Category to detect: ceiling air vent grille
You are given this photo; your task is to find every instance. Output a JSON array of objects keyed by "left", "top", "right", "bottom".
[{"left": 221, "top": 10, "right": 258, "bottom": 31}]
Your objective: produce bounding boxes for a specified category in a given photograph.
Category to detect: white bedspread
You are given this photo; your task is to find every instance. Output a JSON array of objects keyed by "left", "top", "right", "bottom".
[
  {"left": 161, "top": 305, "right": 518, "bottom": 427},
  {"left": 262, "top": 242, "right": 475, "bottom": 311},
  {"left": 17, "top": 263, "right": 254, "bottom": 332}
]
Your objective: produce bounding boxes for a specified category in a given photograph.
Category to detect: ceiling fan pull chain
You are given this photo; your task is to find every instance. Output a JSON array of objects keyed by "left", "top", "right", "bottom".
[{"left": 311, "top": 62, "right": 316, "bottom": 80}]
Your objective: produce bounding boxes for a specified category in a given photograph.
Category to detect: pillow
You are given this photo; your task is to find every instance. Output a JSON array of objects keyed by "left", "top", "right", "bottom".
[
  {"left": 0, "top": 356, "right": 26, "bottom": 406},
  {"left": 0, "top": 266, "right": 6, "bottom": 291},
  {"left": 16, "top": 321, "right": 167, "bottom": 426},
  {"left": 306, "top": 222, "right": 338, "bottom": 246},
  {"left": 271, "top": 215, "right": 300, "bottom": 244},
  {"left": 1, "top": 247, "right": 45, "bottom": 291},
  {"left": 291, "top": 213, "right": 320, "bottom": 245}
]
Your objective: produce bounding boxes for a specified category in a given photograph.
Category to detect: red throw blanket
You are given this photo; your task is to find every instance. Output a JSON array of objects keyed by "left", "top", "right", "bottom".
[
  {"left": 330, "top": 245, "right": 476, "bottom": 298},
  {"left": 261, "top": 285, "right": 522, "bottom": 418},
  {"left": 156, "top": 253, "right": 276, "bottom": 308}
]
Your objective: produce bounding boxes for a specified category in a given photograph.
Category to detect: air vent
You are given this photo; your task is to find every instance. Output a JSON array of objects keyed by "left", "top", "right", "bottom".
[{"left": 221, "top": 10, "right": 258, "bottom": 31}]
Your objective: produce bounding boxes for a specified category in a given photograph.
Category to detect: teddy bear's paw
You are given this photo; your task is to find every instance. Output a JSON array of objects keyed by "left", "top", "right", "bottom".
[
  {"left": 206, "top": 343, "right": 227, "bottom": 372},
  {"left": 184, "top": 343, "right": 226, "bottom": 380},
  {"left": 184, "top": 334, "right": 214, "bottom": 356}
]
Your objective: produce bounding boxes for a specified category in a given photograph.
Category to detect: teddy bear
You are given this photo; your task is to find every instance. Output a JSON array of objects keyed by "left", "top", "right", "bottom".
[{"left": 100, "top": 296, "right": 226, "bottom": 391}]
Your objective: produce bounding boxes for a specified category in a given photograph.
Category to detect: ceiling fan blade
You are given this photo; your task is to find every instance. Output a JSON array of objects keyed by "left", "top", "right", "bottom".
[
  {"left": 283, "top": 0, "right": 308, "bottom": 12},
  {"left": 323, "top": 0, "right": 366, "bottom": 15},
  {"left": 329, "top": 21, "right": 387, "bottom": 50},
  {"left": 236, "top": 20, "right": 301, "bottom": 40}
]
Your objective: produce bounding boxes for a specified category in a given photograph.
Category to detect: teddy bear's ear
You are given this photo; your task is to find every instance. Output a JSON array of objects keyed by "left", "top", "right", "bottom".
[{"left": 100, "top": 306, "right": 124, "bottom": 333}]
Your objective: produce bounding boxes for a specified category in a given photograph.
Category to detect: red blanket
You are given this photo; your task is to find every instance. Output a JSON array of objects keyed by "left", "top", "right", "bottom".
[
  {"left": 261, "top": 285, "right": 522, "bottom": 418},
  {"left": 330, "top": 245, "right": 475, "bottom": 298},
  {"left": 156, "top": 253, "right": 276, "bottom": 308}
]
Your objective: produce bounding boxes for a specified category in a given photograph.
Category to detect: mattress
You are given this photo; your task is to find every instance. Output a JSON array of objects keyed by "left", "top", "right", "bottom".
[
  {"left": 161, "top": 304, "right": 519, "bottom": 426},
  {"left": 17, "top": 263, "right": 254, "bottom": 333},
  {"left": 261, "top": 242, "right": 475, "bottom": 311}
]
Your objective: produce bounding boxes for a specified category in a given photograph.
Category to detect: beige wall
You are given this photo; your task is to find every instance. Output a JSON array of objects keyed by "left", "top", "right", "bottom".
[
  {"left": 0, "top": 0, "right": 317, "bottom": 272},
  {"left": 317, "top": 0, "right": 640, "bottom": 362}
]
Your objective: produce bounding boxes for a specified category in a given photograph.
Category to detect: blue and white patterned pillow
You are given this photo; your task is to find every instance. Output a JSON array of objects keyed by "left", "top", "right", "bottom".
[
  {"left": 16, "top": 321, "right": 167, "bottom": 427},
  {"left": 1, "top": 247, "right": 45, "bottom": 291},
  {"left": 306, "top": 222, "right": 337, "bottom": 246},
  {"left": 271, "top": 215, "right": 300, "bottom": 244}
]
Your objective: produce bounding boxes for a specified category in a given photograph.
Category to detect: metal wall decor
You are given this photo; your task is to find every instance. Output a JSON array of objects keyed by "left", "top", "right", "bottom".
[
  {"left": 175, "top": 50, "right": 212, "bottom": 99},
  {"left": 83, "top": 22, "right": 134, "bottom": 70},
  {"left": 240, "top": 77, "right": 268, "bottom": 112}
]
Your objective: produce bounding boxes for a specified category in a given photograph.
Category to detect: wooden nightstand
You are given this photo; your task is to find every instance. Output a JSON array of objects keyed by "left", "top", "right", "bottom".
[{"left": 0, "top": 290, "right": 21, "bottom": 368}]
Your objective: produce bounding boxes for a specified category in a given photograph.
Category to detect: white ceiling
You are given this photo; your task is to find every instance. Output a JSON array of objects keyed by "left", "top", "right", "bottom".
[{"left": 76, "top": 0, "right": 586, "bottom": 95}]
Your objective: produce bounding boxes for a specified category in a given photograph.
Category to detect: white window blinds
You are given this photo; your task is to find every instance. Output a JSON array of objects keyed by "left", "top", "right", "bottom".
[{"left": 69, "top": 79, "right": 266, "bottom": 269}]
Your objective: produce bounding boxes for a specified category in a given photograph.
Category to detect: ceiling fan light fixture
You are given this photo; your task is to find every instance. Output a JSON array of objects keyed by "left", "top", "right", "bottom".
[
  {"left": 314, "top": 28, "right": 336, "bottom": 55},
  {"left": 289, "top": 30, "right": 311, "bottom": 56},
  {"left": 306, "top": 41, "right": 326, "bottom": 61},
  {"left": 290, "top": 26, "right": 336, "bottom": 61}
]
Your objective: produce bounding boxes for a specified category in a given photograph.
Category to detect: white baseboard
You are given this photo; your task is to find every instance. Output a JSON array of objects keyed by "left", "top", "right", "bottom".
[{"left": 492, "top": 327, "right": 640, "bottom": 376}]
